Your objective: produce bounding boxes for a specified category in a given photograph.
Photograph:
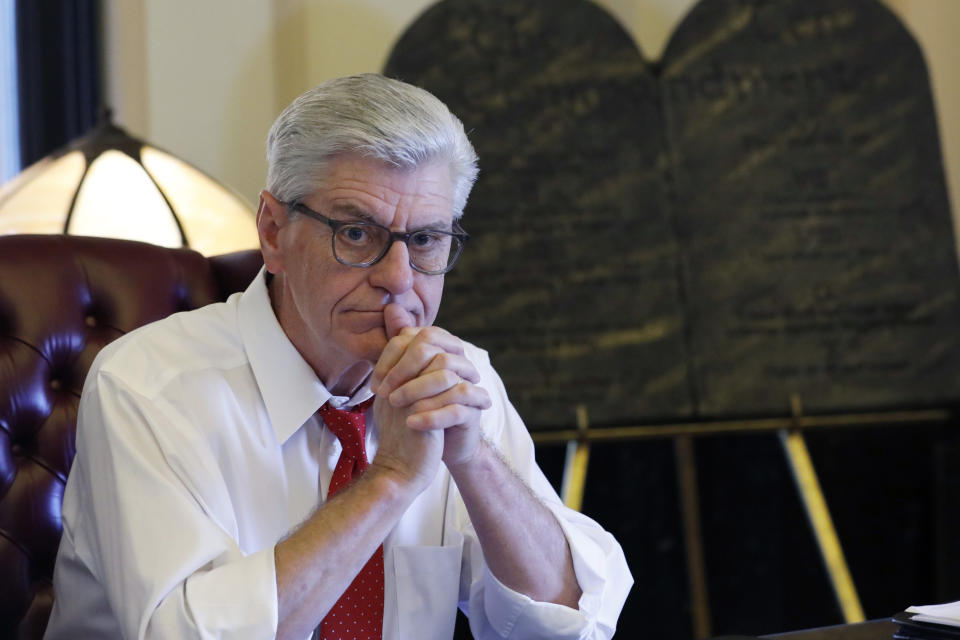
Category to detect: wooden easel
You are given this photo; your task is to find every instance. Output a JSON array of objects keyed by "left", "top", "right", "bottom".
[{"left": 547, "top": 399, "right": 950, "bottom": 637}]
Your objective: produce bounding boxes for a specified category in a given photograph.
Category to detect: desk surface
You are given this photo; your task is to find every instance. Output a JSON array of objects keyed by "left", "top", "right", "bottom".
[{"left": 764, "top": 619, "right": 898, "bottom": 639}]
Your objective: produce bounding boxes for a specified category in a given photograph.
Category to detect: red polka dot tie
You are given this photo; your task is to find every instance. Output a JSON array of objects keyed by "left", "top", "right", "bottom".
[{"left": 317, "top": 401, "right": 384, "bottom": 640}]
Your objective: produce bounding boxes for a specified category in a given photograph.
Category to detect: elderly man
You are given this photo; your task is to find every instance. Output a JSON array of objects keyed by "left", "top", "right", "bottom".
[{"left": 45, "top": 74, "right": 632, "bottom": 639}]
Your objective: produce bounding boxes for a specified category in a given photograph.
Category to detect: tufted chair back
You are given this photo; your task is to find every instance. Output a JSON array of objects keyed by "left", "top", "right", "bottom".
[{"left": 0, "top": 234, "right": 263, "bottom": 639}]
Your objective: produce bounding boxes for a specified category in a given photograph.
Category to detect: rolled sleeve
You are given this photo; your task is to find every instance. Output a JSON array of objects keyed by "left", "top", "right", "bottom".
[
  {"left": 478, "top": 568, "right": 588, "bottom": 639},
  {"left": 547, "top": 501, "right": 632, "bottom": 638},
  {"left": 152, "top": 547, "right": 278, "bottom": 638},
  {"left": 470, "top": 503, "right": 631, "bottom": 640}
]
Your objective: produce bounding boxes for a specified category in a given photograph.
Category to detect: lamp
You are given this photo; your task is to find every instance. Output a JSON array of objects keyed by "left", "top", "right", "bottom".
[{"left": 0, "top": 110, "right": 259, "bottom": 255}]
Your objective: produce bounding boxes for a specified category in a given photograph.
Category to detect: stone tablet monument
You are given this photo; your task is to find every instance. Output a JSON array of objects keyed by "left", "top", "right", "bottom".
[
  {"left": 386, "top": 0, "right": 692, "bottom": 428},
  {"left": 386, "top": 0, "right": 960, "bottom": 422},
  {"left": 664, "top": 0, "right": 960, "bottom": 415}
]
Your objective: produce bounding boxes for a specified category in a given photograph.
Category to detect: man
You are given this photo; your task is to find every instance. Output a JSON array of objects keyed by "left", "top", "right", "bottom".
[{"left": 46, "top": 74, "right": 632, "bottom": 639}]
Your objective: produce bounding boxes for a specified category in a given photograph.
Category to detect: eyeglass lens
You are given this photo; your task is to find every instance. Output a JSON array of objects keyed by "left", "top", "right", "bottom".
[{"left": 333, "top": 223, "right": 461, "bottom": 273}]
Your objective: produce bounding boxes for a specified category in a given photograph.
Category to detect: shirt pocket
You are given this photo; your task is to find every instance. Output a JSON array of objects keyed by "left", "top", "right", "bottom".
[{"left": 392, "top": 533, "right": 464, "bottom": 640}]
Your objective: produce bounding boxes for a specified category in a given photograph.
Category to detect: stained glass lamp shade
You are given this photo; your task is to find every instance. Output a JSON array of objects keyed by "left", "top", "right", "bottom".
[{"left": 0, "top": 112, "right": 258, "bottom": 255}]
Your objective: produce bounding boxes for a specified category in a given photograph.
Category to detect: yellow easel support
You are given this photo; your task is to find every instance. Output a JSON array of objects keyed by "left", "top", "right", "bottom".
[
  {"left": 780, "top": 395, "right": 865, "bottom": 623},
  {"left": 561, "top": 405, "right": 590, "bottom": 511}
]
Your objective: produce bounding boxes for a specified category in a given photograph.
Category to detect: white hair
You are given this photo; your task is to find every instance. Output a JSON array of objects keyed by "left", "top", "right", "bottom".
[{"left": 266, "top": 74, "right": 479, "bottom": 217}]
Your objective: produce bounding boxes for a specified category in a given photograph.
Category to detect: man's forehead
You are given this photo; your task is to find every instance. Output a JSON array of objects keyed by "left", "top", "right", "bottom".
[
  {"left": 306, "top": 157, "right": 456, "bottom": 225},
  {"left": 320, "top": 154, "right": 452, "bottom": 191}
]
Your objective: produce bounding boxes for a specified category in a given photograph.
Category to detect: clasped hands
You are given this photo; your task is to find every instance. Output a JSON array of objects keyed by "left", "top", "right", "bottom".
[{"left": 368, "top": 308, "right": 492, "bottom": 490}]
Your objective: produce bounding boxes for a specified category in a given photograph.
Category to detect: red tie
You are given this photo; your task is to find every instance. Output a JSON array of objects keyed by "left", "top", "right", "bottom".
[{"left": 317, "top": 401, "right": 384, "bottom": 640}]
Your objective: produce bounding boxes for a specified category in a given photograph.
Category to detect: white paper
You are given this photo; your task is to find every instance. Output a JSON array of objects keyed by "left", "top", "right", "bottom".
[{"left": 906, "top": 600, "right": 960, "bottom": 627}]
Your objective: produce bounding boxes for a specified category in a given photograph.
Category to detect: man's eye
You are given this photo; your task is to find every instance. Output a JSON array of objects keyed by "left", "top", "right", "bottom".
[
  {"left": 410, "top": 231, "right": 442, "bottom": 248},
  {"left": 341, "top": 226, "right": 370, "bottom": 243}
]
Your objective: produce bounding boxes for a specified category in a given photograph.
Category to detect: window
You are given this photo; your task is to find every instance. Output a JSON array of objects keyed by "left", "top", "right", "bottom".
[{"left": 0, "top": 0, "right": 18, "bottom": 182}]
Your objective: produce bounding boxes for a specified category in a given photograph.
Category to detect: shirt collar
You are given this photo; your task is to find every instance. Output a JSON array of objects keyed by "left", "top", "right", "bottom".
[{"left": 238, "top": 268, "right": 373, "bottom": 444}]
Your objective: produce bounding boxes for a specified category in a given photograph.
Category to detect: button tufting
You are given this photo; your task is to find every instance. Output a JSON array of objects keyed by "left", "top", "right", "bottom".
[
  {"left": 49, "top": 379, "right": 61, "bottom": 391},
  {"left": 85, "top": 315, "right": 97, "bottom": 328}
]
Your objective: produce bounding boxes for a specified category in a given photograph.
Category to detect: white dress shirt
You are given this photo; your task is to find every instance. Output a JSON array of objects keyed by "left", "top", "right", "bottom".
[{"left": 45, "top": 268, "right": 632, "bottom": 640}]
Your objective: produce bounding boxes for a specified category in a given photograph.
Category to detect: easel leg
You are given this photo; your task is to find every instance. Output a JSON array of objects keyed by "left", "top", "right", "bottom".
[
  {"left": 780, "top": 396, "right": 865, "bottom": 622},
  {"left": 561, "top": 404, "right": 591, "bottom": 511}
]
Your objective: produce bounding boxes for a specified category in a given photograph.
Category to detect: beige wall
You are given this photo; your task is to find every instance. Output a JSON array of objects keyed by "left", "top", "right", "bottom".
[
  {"left": 884, "top": 0, "right": 960, "bottom": 238},
  {"left": 103, "top": 0, "right": 960, "bottom": 241}
]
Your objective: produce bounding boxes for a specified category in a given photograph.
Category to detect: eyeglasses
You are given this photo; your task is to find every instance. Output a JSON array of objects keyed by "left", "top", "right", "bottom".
[{"left": 284, "top": 201, "right": 469, "bottom": 275}]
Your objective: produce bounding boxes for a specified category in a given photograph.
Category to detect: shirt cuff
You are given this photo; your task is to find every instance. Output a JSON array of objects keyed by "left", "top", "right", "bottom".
[
  {"left": 480, "top": 499, "right": 629, "bottom": 639},
  {"left": 480, "top": 567, "right": 588, "bottom": 639},
  {"left": 178, "top": 546, "right": 279, "bottom": 637},
  {"left": 549, "top": 502, "right": 611, "bottom": 620},
  {"left": 550, "top": 500, "right": 632, "bottom": 638}
]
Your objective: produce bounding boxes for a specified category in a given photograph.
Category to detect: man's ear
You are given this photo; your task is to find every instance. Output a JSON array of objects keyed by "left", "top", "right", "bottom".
[{"left": 258, "top": 190, "right": 288, "bottom": 275}]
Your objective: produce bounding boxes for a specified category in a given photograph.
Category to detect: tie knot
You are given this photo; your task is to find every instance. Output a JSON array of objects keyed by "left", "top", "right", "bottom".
[{"left": 319, "top": 402, "right": 368, "bottom": 461}]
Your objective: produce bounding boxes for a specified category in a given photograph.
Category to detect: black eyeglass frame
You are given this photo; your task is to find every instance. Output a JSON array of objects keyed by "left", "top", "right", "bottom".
[{"left": 284, "top": 201, "right": 469, "bottom": 275}]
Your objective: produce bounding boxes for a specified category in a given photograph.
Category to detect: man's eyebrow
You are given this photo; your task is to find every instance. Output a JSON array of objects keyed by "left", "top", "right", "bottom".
[
  {"left": 328, "top": 203, "right": 377, "bottom": 222},
  {"left": 417, "top": 221, "right": 457, "bottom": 232},
  {"left": 327, "top": 203, "right": 454, "bottom": 230}
]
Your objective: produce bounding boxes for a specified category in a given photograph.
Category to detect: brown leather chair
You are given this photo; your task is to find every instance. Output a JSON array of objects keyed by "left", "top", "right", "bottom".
[{"left": 0, "top": 234, "right": 263, "bottom": 638}]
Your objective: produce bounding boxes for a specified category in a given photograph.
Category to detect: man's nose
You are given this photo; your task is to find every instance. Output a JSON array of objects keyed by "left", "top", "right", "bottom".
[{"left": 369, "top": 240, "right": 414, "bottom": 294}]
